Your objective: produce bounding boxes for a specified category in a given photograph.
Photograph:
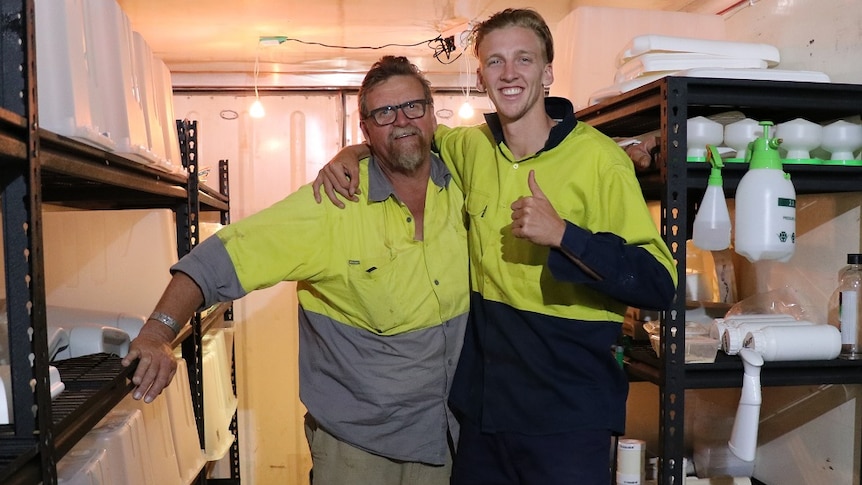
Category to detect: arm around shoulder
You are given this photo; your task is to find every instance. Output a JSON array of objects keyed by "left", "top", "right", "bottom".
[{"left": 312, "top": 143, "right": 369, "bottom": 206}]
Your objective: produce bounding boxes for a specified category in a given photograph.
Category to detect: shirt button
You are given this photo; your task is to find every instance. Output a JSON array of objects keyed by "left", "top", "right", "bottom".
[
  {"left": 407, "top": 216, "right": 412, "bottom": 223},
  {"left": 512, "top": 163, "right": 519, "bottom": 169},
  {"left": 447, "top": 359, "right": 454, "bottom": 366},
  {"left": 434, "top": 279, "right": 439, "bottom": 285}
]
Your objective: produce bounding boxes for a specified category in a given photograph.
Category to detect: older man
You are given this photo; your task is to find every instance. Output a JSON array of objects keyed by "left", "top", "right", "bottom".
[{"left": 123, "top": 56, "right": 468, "bottom": 485}]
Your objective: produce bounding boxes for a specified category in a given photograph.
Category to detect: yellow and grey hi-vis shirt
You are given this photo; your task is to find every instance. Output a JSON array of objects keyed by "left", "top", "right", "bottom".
[{"left": 173, "top": 153, "right": 469, "bottom": 465}]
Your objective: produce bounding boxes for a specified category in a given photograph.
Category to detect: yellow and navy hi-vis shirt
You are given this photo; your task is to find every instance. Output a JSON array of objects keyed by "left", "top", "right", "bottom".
[
  {"left": 172, "top": 153, "right": 468, "bottom": 465},
  {"left": 434, "top": 97, "right": 676, "bottom": 436}
]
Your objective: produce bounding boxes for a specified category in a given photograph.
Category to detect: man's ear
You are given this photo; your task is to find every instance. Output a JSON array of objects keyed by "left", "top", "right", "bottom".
[
  {"left": 475, "top": 67, "right": 486, "bottom": 93},
  {"left": 542, "top": 63, "right": 554, "bottom": 89},
  {"left": 359, "top": 120, "right": 370, "bottom": 143}
]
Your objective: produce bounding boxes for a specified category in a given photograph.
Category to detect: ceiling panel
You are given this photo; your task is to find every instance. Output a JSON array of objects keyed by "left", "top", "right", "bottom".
[{"left": 116, "top": 0, "right": 731, "bottom": 84}]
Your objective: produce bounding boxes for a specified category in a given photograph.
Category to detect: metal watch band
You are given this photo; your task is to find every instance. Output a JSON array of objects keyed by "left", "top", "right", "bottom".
[{"left": 149, "top": 311, "right": 183, "bottom": 334}]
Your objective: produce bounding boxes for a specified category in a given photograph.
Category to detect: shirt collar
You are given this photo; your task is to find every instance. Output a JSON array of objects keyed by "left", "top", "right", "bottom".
[
  {"left": 366, "top": 152, "right": 452, "bottom": 202},
  {"left": 483, "top": 96, "right": 578, "bottom": 156}
]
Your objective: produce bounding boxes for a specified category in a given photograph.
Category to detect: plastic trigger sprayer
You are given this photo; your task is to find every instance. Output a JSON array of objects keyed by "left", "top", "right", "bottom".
[{"left": 692, "top": 145, "right": 731, "bottom": 251}]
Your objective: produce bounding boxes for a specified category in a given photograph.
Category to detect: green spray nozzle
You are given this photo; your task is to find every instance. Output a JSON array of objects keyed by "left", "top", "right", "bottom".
[
  {"left": 706, "top": 144, "right": 724, "bottom": 186},
  {"left": 745, "top": 121, "right": 783, "bottom": 169}
]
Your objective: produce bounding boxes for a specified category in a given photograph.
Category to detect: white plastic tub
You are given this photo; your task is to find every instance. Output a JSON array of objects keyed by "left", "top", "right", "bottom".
[
  {"left": 116, "top": 392, "right": 185, "bottom": 484},
  {"left": 42, "top": 209, "right": 178, "bottom": 319},
  {"left": 202, "top": 329, "right": 238, "bottom": 461},
  {"left": 131, "top": 31, "right": 168, "bottom": 169},
  {"left": 617, "top": 34, "right": 781, "bottom": 67},
  {"left": 0, "top": 364, "right": 65, "bottom": 425},
  {"left": 47, "top": 305, "right": 146, "bottom": 340},
  {"left": 73, "top": 409, "right": 152, "bottom": 485},
  {"left": 57, "top": 447, "right": 110, "bottom": 485},
  {"left": 81, "top": 0, "right": 154, "bottom": 164},
  {"left": 34, "top": 0, "right": 115, "bottom": 151},
  {"left": 152, "top": 57, "right": 183, "bottom": 175},
  {"left": 166, "top": 358, "right": 207, "bottom": 483}
]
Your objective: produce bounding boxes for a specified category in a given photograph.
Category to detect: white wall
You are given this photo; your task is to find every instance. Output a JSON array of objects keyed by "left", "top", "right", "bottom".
[{"left": 723, "top": 0, "right": 862, "bottom": 84}]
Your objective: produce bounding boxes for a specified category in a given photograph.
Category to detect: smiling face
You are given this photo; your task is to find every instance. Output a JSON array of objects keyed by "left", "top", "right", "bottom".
[
  {"left": 475, "top": 25, "right": 553, "bottom": 125},
  {"left": 360, "top": 75, "right": 436, "bottom": 174}
]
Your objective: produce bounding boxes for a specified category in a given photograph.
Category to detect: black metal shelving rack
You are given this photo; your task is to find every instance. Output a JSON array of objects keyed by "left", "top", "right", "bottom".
[
  {"left": 0, "top": 1, "right": 236, "bottom": 483},
  {"left": 576, "top": 76, "right": 862, "bottom": 484}
]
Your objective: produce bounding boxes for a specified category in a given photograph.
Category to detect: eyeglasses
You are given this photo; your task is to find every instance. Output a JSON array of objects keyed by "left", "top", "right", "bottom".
[{"left": 364, "top": 99, "right": 431, "bottom": 126}]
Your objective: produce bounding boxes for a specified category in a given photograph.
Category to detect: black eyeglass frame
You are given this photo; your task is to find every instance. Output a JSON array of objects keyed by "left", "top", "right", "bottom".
[{"left": 363, "top": 99, "right": 433, "bottom": 126}]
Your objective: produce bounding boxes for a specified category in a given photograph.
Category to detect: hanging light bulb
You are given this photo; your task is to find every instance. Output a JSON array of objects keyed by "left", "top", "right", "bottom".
[
  {"left": 457, "top": 49, "right": 474, "bottom": 121},
  {"left": 250, "top": 97, "right": 265, "bottom": 118},
  {"left": 249, "top": 46, "right": 265, "bottom": 118},
  {"left": 458, "top": 100, "right": 474, "bottom": 119}
]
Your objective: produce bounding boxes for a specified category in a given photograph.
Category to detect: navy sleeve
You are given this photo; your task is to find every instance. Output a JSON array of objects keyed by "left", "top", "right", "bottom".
[{"left": 548, "top": 221, "right": 676, "bottom": 311}]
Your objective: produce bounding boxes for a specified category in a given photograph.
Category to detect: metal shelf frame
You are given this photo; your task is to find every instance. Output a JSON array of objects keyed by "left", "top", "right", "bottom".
[
  {"left": 576, "top": 76, "right": 862, "bottom": 484},
  {"left": 0, "top": 2, "right": 237, "bottom": 482}
]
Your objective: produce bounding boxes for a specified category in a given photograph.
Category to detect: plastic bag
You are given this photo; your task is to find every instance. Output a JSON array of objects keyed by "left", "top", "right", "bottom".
[{"left": 724, "top": 286, "right": 812, "bottom": 321}]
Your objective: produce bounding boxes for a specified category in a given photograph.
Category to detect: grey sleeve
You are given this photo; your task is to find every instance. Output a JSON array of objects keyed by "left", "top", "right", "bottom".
[{"left": 170, "top": 236, "right": 248, "bottom": 308}]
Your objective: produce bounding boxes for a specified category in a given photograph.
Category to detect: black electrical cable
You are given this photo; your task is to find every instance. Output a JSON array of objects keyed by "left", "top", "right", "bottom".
[{"left": 275, "top": 36, "right": 465, "bottom": 65}]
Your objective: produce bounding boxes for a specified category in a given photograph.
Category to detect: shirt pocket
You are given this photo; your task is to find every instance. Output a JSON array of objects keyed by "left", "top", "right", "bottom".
[
  {"left": 464, "top": 188, "right": 493, "bottom": 254},
  {"left": 347, "top": 254, "right": 411, "bottom": 335}
]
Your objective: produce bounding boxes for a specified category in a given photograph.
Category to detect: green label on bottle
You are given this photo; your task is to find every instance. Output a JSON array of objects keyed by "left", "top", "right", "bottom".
[{"left": 778, "top": 198, "right": 796, "bottom": 208}]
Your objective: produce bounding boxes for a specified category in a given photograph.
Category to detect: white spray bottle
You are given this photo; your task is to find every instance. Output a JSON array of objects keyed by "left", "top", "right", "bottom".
[
  {"left": 734, "top": 121, "right": 796, "bottom": 262},
  {"left": 693, "top": 145, "right": 731, "bottom": 251}
]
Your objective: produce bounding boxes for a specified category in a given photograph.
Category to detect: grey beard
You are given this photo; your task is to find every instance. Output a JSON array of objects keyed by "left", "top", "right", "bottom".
[
  {"left": 389, "top": 137, "right": 429, "bottom": 173},
  {"left": 392, "top": 147, "right": 424, "bottom": 172}
]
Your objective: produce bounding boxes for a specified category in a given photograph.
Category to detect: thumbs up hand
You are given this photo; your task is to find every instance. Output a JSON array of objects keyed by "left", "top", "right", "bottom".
[{"left": 510, "top": 170, "right": 566, "bottom": 247}]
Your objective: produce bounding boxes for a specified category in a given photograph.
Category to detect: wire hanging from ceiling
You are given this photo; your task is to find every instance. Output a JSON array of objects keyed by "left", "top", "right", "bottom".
[
  {"left": 249, "top": 43, "right": 265, "bottom": 118},
  {"left": 458, "top": 47, "right": 474, "bottom": 119},
  {"left": 260, "top": 35, "right": 464, "bottom": 65}
]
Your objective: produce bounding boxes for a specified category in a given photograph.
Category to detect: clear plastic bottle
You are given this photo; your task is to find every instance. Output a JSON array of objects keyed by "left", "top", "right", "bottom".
[
  {"left": 692, "top": 145, "right": 731, "bottom": 251},
  {"left": 828, "top": 253, "right": 862, "bottom": 359}
]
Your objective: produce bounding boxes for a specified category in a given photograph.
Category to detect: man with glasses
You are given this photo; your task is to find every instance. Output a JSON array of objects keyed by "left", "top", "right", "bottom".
[{"left": 123, "top": 55, "right": 468, "bottom": 485}]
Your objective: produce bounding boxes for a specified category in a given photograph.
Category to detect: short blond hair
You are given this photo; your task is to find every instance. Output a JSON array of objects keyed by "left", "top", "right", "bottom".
[{"left": 471, "top": 8, "right": 554, "bottom": 64}]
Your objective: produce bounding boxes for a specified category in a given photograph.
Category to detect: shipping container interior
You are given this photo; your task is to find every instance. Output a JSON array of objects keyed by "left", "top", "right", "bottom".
[{"left": 2, "top": 0, "right": 862, "bottom": 484}]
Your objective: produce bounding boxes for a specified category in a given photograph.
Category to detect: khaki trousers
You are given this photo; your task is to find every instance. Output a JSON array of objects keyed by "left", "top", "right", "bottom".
[{"left": 304, "top": 414, "right": 451, "bottom": 485}]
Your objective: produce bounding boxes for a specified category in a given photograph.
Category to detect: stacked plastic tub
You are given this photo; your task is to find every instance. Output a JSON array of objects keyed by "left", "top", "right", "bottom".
[
  {"left": 34, "top": 0, "right": 114, "bottom": 151},
  {"left": 131, "top": 31, "right": 168, "bottom": 170},
  {"left": 55, "top": 332, "right": 236, "bottom": 483},
  {"left": 152, "top": 58, "right": 183, "bottom": 174},
  {"left": 57, "top": 357, "right": 206, "bottom": 484},
  {"left": 34, "top": 0, "right": 182, "bottom": 174},
  {"left": 202, "top": 328, "right": 239, "bottom": 461},
  {"left": 56, "top": 447, "right": 111, "bottom": 485}
]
